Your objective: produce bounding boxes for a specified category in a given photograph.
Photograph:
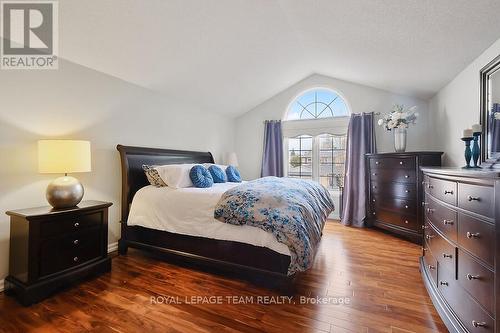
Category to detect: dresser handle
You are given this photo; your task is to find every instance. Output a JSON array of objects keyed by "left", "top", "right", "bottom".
[
  {"left": 472, "top": 320, "right": 487, "bottom": 328},
  {"left": 426, "top": 234, "right": 435, "bottom": 240},
  {"left": 466, "top": 274, "right": 480, "bottom": 280},
  {"left": 399, "top": 161, "right": 404, "bottom": 165},
  {"left": 468, "top": 195, "right": 480, "bottom": 202},
  {"left": 444, "top": 190, "right": 453, "bottom": 195},
  {"left": 372, "top": 212, "right": 376, "bottom": 215},
  {"left": 442, "top": 253, "right": 453, "bottom": 259},
  {"left": 439, "top": 281, "right": 448, "bottom": 286},
  {"left": 375, "top": 161, "right": 380, "bottom": 165},
  {"left": 73, "top": 239, "right": 79, "bottom": 245},
  {"left": 443, "top": 219, "right": 454, "bottom": 225},
  {"left": 404, "top": 175, "right": 410, "bottom": 179},
  {"left": 467, "top": 232, "right": 480, "bottom": 239},
  {"left": 404, "top": 220, "right": 409, "bottom": 224},
  {"left": 74, "top": 222, "right": 80, "bottom": 228},
  {"left": 373, "top": 185, "right": 377, "bottom": 189},
  {"left": 427, "top": 184, "right": 434, "bottom": 189},
  {"left": 405, "top": 205, "right": 409, "bottom": 209},
  {"left": 428, "top": 265, "right": 435, "bottom": 270},
  {"left": 372, "top": 173, "right": 377, "bottom": 176},
  {"left": 73, "top": 256, "right": 79, "bottom": 262},
  {"left": 426, "top": 208, "right": 435, "bottom": 213},
  {"left": 422, "top": 225, "right": 428, "bottom": 230}
]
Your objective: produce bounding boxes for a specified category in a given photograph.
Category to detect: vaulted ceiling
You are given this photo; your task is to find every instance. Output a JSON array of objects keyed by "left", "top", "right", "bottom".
[{"left": 60, "top": 0, "right": 500, "bottom": 115}]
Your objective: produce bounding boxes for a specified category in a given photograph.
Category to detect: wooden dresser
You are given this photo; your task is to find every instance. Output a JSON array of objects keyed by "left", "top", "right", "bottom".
[
  {"left": 5, "top": 201, "right": 112, "bottom": 306},
  {"left": 366, "top": 152, "right": 442, "bottom": 243},
  {"left": 421, "top": 168, "right": 499, "bottom": 333}
]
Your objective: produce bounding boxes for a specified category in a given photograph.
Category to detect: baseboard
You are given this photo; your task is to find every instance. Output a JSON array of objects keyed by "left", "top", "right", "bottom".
[
  {"left": 0, "top": 279, "right": 4, "bottom": 292},
  {"left": 108, "top": 242, "right": 118, "bottom": 253}
]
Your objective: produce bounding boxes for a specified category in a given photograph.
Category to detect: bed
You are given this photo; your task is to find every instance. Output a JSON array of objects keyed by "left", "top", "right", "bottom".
[{"left": 117, "top": 144, "right": 331, "bottom": 286}]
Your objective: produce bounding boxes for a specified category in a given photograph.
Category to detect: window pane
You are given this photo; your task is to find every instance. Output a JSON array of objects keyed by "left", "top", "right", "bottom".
[{"left": 285, "top": 89, "right": 349, "bottom": 120}]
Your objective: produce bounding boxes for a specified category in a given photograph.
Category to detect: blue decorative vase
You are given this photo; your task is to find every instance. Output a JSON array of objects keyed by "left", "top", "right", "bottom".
[
  {"left": 472, "top": 132, "right": 481, "bottom": 168},
  {"left": 461, "top": 137, "right": 473, "bottom": 169}
]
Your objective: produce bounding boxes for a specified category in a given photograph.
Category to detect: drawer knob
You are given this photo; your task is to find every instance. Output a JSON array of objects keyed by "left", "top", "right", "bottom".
[
  {"left": 422, "top": 225, "right": 428, "bottom": 230},
  {"left": 466, "top": 274, "right": 480, "bottom": 280},
  {"left": 372, "top": 212, "right": 376, "bottom": 215},
  {"left": 372, "top": 173, "right": 377, "bottom": 176},
  {"left": 427, "top": 184, "right": 434, "bottom": 189},
  {"left": 373, "top": 185, "right": 377, "bottom": 189},
  {"left": 73, "top": 239, "right": 79, "bottom": 245},
  {"left": 426, "top": 208, "right": 435, "bottom": 213},
  {"left": 426, "top": 235, "right": 435, "bottom": 240},
  {"left": 439, "top": 281, "right": 448, "bottom": 286},
  {"left": 404, "top": 220, "right": 409, "bottom": 224},
  {"left": 404, "top": 175, "right": 410, "bottom": 179},
  {"left": 472, "top": 321, "right": 487, "bottom": 328},
  {"left": 466, "top": 232, "right": 480, "bottom": 239},
  {"left": 375, "top": 161, "right": 380, "bottom": 165},
  {"left": 467, "top": 195, "right": 480, "bottom": 202},
  {"left": 428, "top": 265, "right": 435, "bottom": 270},
  {"left": 405, "top": 190, "right": 410, "bottom": 193},
  {"left": 442, "top": 253, "right": 453, "bottom": 259},
  {"left": 74, "top": 222, "right": 80, "bottom": 228},
  {"left": 73, "top": 256, "right": 79, "bottom": 262},
  {"left": 399, "top": 161, "right": 403, "bottom": 165},
  {"left": 444, "top": 190, "right": 454, "bottom": 195},
  {"left": 405, "top": 205, "right": 409, "bottom": 209},
  {"left": 443, "top": 219, "right": 454, "bottom": 225}
]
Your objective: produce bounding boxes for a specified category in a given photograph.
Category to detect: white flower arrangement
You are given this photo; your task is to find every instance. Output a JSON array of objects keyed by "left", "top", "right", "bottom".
[{"left": 378, "top": 104, "right": 418, "bottom": 130}]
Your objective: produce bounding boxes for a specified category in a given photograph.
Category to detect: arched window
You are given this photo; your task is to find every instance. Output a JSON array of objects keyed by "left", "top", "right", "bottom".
[
  {"left": 286, "top": 89, "right": 349, "bottom": 120},
  {"left": 283, "top": 88, "right": 349, "bottom": 219}
]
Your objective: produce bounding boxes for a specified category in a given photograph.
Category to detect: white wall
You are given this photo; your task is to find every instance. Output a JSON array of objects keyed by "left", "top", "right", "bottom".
[
  {"left": 0, "top": 58, "right": 235, "bottom": 285},
  {"left": 429, "top": 37, "right": 500, "bottom": 166},
  {"left": 235, "top": 74, "right": 431, "bottom": 180}
]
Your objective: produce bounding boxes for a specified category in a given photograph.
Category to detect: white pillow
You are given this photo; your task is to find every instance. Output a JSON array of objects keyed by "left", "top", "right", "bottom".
[
  {"left": 203, "top": 163, "right": 228, "bottom": 170},
  {"left": 155, "top": 164, "right": 196, "bottom": 188}
]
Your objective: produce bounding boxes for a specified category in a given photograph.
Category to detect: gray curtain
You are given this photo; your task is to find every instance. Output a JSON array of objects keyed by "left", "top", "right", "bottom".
[
  {"left": 341, "top": 112, "right": 376, "bottom": 227},
  {"left": 261, "top": 120, "right": 284, "bottom": 177},
  {"left": 491, "top": 103, "right": 500, "bottom": 153}
]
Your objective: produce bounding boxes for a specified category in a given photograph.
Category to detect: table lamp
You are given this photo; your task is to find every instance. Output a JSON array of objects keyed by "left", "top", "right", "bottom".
[{"left": 38, "top": 140, "right": 91, "bottom": 209}]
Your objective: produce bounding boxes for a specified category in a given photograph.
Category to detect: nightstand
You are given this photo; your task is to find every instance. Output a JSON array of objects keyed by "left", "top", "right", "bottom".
[{"left": 5, "top": 200, "right": 112, "bottom": 306}]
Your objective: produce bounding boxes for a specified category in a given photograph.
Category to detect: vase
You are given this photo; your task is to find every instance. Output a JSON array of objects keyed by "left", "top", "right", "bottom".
[{"left": 393, "top": 128, "right": 407, "bottom": 152}]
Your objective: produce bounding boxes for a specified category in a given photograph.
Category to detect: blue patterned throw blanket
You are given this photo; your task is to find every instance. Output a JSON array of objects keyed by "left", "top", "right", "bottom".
[{"left": 214, "top": 177, "right": 335, "bottom": 275}]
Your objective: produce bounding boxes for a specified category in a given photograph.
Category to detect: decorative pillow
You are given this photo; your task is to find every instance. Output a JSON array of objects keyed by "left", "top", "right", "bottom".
[
  {"left": 142, "top": 165, "right": 166, "bottom": 187},
  {"left": 226, "top": 165, "right": 242, "bottom": 182},
  {"left": 208, "top": 165, "right": 227, "bottom": 183},
  {"left": 190, "top": 165, "right": 214, "bottom": 188},
  {"left": 155, "top": 164, "right": 195, "bottom": 188}
]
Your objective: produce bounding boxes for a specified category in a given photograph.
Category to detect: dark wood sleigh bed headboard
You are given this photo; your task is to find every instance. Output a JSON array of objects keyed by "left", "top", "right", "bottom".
[{"left": 116, "top": 144, "right": 214, "bottom": 223}]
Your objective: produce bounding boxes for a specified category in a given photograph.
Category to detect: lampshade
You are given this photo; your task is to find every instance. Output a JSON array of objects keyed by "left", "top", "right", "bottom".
[
  {"left": 38, "top": 140, "right": 91, "bottom": 174},
  {"left": 225, "top": 152, "right": 239, "bottom": 166}
]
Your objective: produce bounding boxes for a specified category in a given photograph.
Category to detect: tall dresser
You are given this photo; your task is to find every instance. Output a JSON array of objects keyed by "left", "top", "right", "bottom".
[
  {"left": 366, "top": 152, "right": 443, "bottom": 243},
  {"left": 421, "top": 167, "right": 499, "bottom": 333}
]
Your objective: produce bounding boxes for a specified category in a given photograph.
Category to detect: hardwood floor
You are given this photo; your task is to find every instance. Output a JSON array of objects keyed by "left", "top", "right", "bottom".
[{"left": 0, "top": 222, "right": 447, "bottom": 333}]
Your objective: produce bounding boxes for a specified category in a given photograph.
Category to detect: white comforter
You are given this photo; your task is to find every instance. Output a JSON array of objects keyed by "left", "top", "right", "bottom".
[{"left": 127, "top": 183, "right": 290, "bottom": 255}]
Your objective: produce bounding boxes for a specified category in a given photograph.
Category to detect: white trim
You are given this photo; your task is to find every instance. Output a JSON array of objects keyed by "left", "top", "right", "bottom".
[
  {"left": 0, "top": 279, "right": 4, "bottom": 293},
  {"left": 108, "top": 242, "right": 118, "bottom": 253}
]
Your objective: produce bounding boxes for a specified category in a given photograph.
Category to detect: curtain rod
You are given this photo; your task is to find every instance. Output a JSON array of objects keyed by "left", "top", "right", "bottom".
[{"left": 263, "top": 112, "right": 381, "bottom": 123}]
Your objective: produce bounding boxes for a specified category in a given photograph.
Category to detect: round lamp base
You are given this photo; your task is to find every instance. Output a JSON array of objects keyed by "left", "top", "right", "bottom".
[{"left": 46, "top": 176, "right": 84, "bottom": 209}]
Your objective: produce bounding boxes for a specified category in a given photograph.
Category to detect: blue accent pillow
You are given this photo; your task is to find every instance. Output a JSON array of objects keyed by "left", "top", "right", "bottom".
[
  {"left": 208, "top": 165, "right": 227, "bottom": 183},
  {"left": 189, "top": 165, "right": 214, "bottom": 188},
  {"left": 226, "top": 165, "right": 242, "bottom": 182}
]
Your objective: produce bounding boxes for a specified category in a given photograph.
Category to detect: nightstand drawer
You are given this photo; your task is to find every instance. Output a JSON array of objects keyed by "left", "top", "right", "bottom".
[
  {"left": 41, "top": 211, "right": 102, "bottom": 238},
  {"left": 39, "top": 228, "right": 102, "bottom": 277}
]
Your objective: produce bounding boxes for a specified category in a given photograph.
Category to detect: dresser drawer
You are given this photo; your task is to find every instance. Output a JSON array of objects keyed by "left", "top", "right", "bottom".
[
  {"left": 370, "top": 169, "right": 416, "bottom": 184},
  {"left": 372, "top": 197, "right": 417, "bottom": 216},
  {"left": 369, "top": 157, "right": 416, "bottom": 170},
  {"left": 41, "top": 211, "right": 103, "bottom": 238},
  {"left": 458, "top": 213, "right": 495, "bottom": 267},
  {"left": 438, "top": 266, "right": 495, "bottom": 333},
  {"left": 370, "top": 182, "right": 416, "bottom": 200},
  {"left": 425, "top": 195, "right": 457, "bottom": 242},
  {"left": 458, "top": 183, "right": 494, "bottom": 218},
  {"left": 39, "top": 228, "right": 102, "bottom": 277},
  {"left": 425, "top": 176, "right": 457, "bottom": 206},
  {"left": 458, "top": 249, "right": 494, "bottom": 315},
  {"left": 427, "top": 223, "right": 456, "bottom": 275},
  {"left": 373, "top": 209, "right": 420, "bottom": 231},
  {"left": 423, "top": 250, "right": 438, "bottom": 287}
]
